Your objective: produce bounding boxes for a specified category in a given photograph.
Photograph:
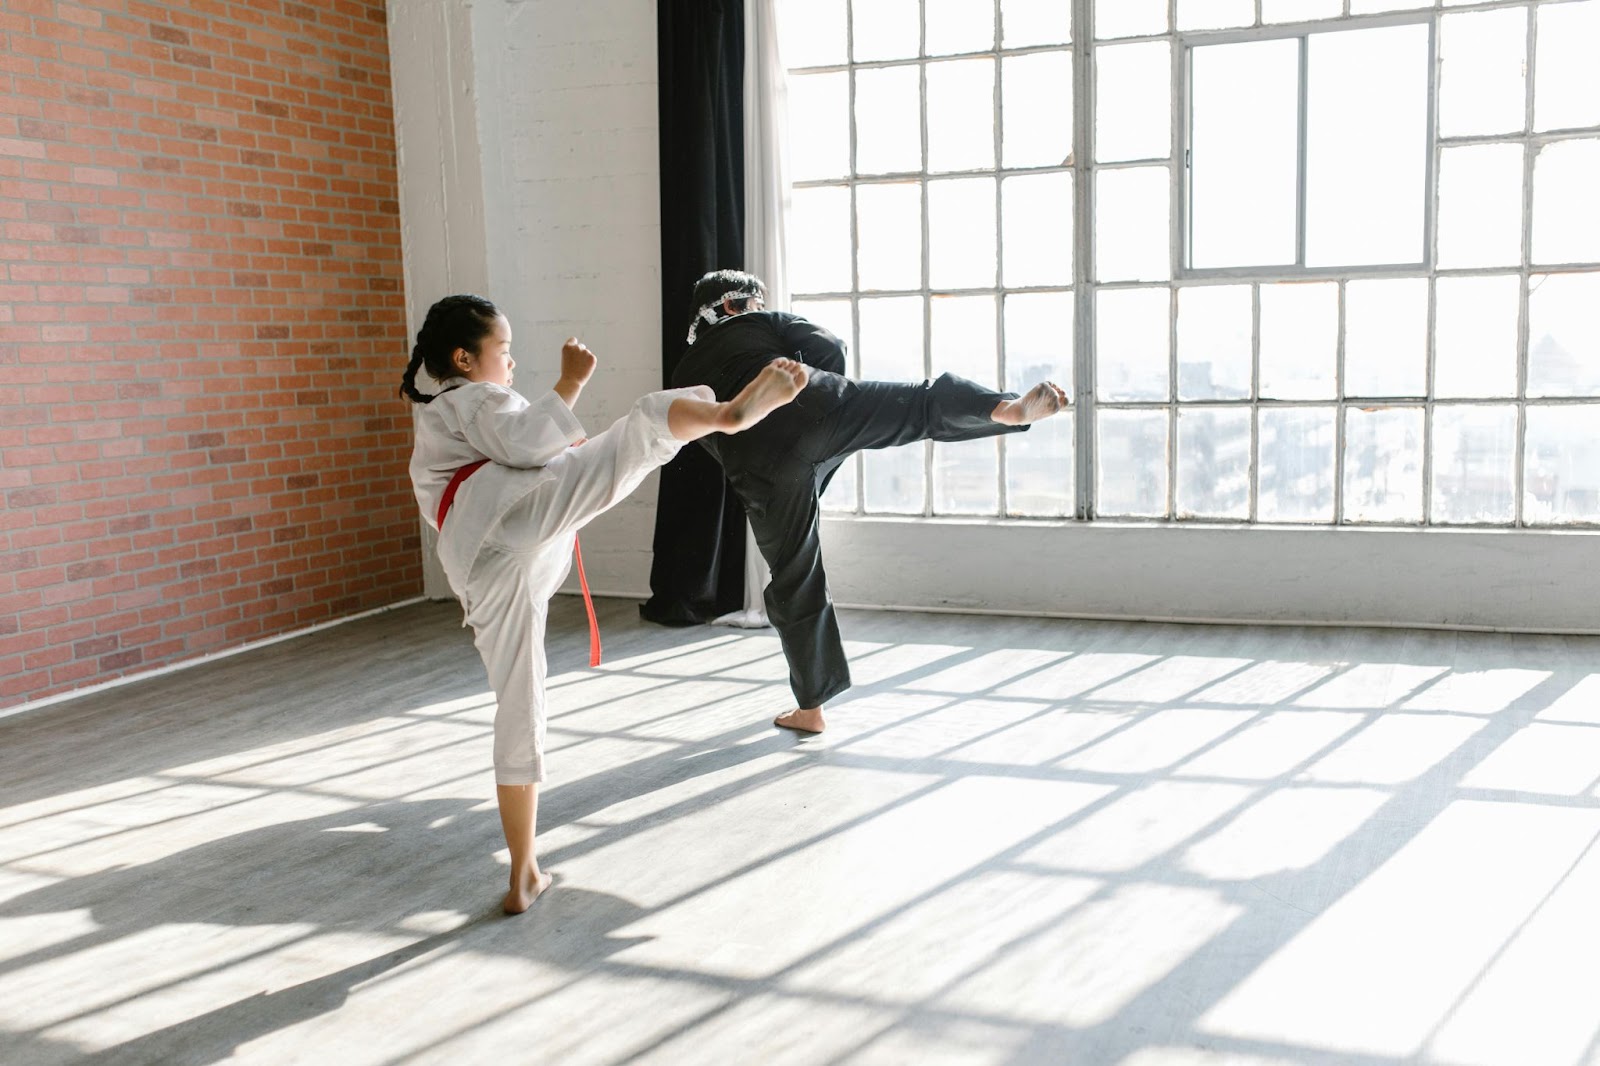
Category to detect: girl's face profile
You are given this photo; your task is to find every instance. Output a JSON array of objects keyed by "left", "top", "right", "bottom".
[{"left": 457, "top": 314, "right": 515, "bottom": 388}]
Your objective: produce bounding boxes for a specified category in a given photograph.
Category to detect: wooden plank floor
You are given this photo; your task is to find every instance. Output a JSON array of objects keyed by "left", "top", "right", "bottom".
[{"left": 2, "top": 598, "right": 1599, "bottom": 1066}]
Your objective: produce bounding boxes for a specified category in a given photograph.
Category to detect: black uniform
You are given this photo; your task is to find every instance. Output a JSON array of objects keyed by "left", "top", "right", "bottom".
[{"left": 672, "top": 310, "right": 1026, "bottom": 709}]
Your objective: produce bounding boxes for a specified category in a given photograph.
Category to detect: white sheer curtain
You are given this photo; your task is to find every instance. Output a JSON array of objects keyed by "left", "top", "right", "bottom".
[{"left": 714, "top": 0, "right": 790, "bottom": 628}]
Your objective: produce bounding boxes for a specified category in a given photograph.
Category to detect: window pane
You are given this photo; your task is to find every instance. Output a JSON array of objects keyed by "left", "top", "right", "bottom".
[
  {"left": 1437, "top": 144, "right": 1524, "bottom": 269},
  {"left": 860, "top": 296, "right": 926, "bottom": 513},
  {"left": 1305, "top": 25, "right": 1428, "bottom": 267},
  {"left": 790, "top": 186, "right": 853, "bottom": 294},
  {"left": 1435, "top": 275, "right": 1519, "bottom": 399},
  {"left": 1095, "top": 166, "right": 1170, "bottom": 282},
  {"left": 1178, "top": 0, "right": 1254, "bottom": 31},
  {"left": 1005, "top": 291, "right": 1073, "bottom": 396},
  {"left": 791, "top": 298, "right": 854, "bottom": 372},
  {"left": 1096, "top": 42, "right": 1171, "bottom": 163},
  {"left": 1096, "top": 0, "right": 1167, "bottom": 39},
  {"left": 1177, "top": 407, "right": 1251, "bottom": 519},
  {"left": 1097, "top": 288, "right": 1170, "bottom": 402},
  {"left": 1439, "top": 8, "right": 1527, "bottom": 137},
  {"left": 931, "top": 295, "right": 997, "bottom": 384},
  {"left": 1263, "top": 0, "right": 1340, "bottom": 22},
  {"left": 939, "top": 437, "right": 999, "bottom": 517},
  {"left": 1002, "top": 52, "right": 1073, "bottom": 169},
  {"left": 864, "top": 445, "right": 926, "bottom": 513},
  {"left": 859, "top": 295, "right": 924, "bottom": 380},
  {"left": 1525, "top": 405, "right": 1600, "bottom": 524},
  {"left": 929, "top": 177, "right": 998, "bottom": 290},
  {"left": 789, "top": 72, "right": 851, "bottom": 182},
  {"left": 935, "top": 437, "right": 999, "bottom": 515},
  {"left": 1189, "top": 38, "right": 1299, "bottom": 269},
  {"left": 1007, "top": 413, "right": 1074, "bottom": 517},
  {"left": 856, "top": 182, "right": 922, "bottom": 291},
  {"left": 855, "top": 66, "right": 922, "bottom": 175},
  {"left": 1003, "top": 0, "right": 1071, "bottom": 48},
  {"left": 927, "top": 59, "right": 996, "bottom": 173},
  {"left": 1345, "top": 278, "right": 1426, "bottom": 398},
  {"left": 1259, "top": 408, "right": 1336, "bottom": 523},
  {"left": 926, "top": 0, "right": 995, "bottom": 56},
  {"left": 1344, "top": 406, "right": 1425, "bottom": 523},
  {"left": 1177, "top": 284, "right": 1251, "bottom": 401},
  {"left": 821, "top": 454, "right": 858, "bottom": 512},
  {"left": 1432, "top": 404, "right": 1517, "bottom": 524},
  {"left": 1259, "top": 282, "right": 1336, "bottom": 400},
  {"left": 1532, "top": 138, "right": 1600, "bottom": 266},
  {"left": 780, "top": 0, "right": 847, "bottom": 68},
  {"left": 852, "top": 0, "right": 919, "bottom": 62},
  {"left": 1097, "top": 409, "right": 1169, "bottom": 517},
  {"left": 1002, "top": 173, "right": 1073, "bottom": 287},
  {"left": 1528, "top": 272, "right": 1600, "bottom": 398},
  {"left": 1535, "top": 0, "right": 1600, "bottom": 132}
]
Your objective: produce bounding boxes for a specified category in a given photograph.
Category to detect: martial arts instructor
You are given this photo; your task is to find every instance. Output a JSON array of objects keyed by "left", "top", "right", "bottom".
[{"left": 672, "top": 270, "right": 1069, "bottom": 734}]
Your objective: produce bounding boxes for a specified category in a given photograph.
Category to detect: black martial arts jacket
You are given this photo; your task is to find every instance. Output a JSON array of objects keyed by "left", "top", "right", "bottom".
[{"left": 670, "top": 310, "right": 855, "bottom": 469}]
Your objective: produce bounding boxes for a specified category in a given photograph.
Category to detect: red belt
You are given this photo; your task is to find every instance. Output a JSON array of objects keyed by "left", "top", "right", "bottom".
[{"left": 437, "top": 459, "right": 603, "bottom": 668}]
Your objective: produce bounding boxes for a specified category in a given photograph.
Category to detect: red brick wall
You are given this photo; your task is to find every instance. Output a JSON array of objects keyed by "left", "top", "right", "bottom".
[{"left": 0, "top": 0, "right": 419, "bottom": 708}]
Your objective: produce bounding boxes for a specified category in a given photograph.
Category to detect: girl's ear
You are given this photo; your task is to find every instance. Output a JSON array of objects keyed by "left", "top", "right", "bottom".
[{"left": 452, "top": 346, "right": 473, "bottom": 374}]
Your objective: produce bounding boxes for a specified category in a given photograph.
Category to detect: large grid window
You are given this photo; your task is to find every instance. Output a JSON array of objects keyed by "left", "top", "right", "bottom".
[
  {"left": 783, "top": 0, "right": 1078, "bottom": 519},
  {"left": 779, "top": 0, "right": 1600, "bottom": 527}
]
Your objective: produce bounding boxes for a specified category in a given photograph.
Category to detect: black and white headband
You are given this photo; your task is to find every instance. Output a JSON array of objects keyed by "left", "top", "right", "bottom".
[{"left": 686, "top": 290, "right": 760, "bottom": 344}]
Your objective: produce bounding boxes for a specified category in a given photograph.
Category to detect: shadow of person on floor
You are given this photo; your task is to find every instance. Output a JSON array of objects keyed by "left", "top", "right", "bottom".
[
  {"left": 0, "top": 796, "right": 658, "bottom": 1065},
  {"left": 65, "top": 884, "right": 654, "bottom": 1066}
]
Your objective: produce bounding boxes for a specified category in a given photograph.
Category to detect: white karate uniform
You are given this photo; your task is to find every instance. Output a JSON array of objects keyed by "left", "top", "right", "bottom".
[{"left": 410, "top": 379, "right": 710, "bottom": 784}]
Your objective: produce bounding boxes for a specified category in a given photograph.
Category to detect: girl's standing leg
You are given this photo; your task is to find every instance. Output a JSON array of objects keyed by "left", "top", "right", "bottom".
[
  {"left": 496, "top": 783, "right": 547, "bottom": 913},
  {"left": 464, "top": 544, "right": 557, "bottom": 913}
]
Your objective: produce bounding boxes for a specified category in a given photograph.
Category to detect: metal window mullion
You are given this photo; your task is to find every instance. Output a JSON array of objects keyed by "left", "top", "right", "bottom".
[
  {"left": 1073, "top": 0, "right": 1095, "bottom": 521},
  {"left": 993, "top": 0, "right": 1008, "bottom": 519},
  {"left": 1295, "top": 34, "right": 1309, "bottom": 269},
  {"left": 919, "top": 5, "right": 933, "bottom": 518},
  {"left": 847, "top": 0, "right": 864, "bottom": 515},
  {"left": 1421, "top": 14, "right": 1440, "bottom": 524},
  {"left": 1167, "top": 18, "right": 1182, "bottom": 522},
  {"left": 797, "top": 162, "right": 1075, "bottom": 187},
  {"left": 1251, "top": 283, "right": 1262, "bottom": 521},
  {"left": 1516, "top": 1, "right": 1538, "bottom": 527}
]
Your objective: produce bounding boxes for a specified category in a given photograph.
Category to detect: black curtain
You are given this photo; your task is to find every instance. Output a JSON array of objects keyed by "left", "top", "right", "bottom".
[{"left": 641, "top": 0, "right": 748, "bottom": 626}]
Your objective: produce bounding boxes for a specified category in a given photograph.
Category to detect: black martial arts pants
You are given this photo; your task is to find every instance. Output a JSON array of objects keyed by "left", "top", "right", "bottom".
[{"left": 723, "top": 372, "right": 1027, "bottom": 709}]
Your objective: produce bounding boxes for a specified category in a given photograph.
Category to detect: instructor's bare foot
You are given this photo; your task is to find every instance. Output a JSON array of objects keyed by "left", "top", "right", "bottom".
[
  {"left": 774, "top": 706, "right": 826, "bottom": 733},
  {"left": 991, "top": 381, "right": 1068, "bottom": 426},
  {"left": 721, "top": 358, "right": 808, "bottom": 432},
  {"left": 503, "top": 865, "right": 553, "bottom": 915}
]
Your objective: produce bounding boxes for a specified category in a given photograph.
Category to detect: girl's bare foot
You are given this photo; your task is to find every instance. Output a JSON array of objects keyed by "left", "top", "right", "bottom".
[
  {"left": 720, "top": 358, "right": 808, "bottom": 432},
  {"left": 991, "top": 381, "right": 1068, "bottom": 426},
  {"left": 503, "top": 866, "right": 553, "bottom": 915},
  {"left": 774, "top": 706, "right": 826, "bottom": 733}
]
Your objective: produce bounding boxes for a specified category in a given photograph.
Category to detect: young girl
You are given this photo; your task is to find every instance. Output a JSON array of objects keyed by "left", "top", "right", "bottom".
[{"left": 401, "top": 294, "right": 806, "bottom": 913}]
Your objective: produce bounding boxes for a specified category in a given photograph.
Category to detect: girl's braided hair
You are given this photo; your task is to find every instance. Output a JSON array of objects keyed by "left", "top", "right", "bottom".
[{"left": 399, "top": 294, "right": 502, "bottom": 404}]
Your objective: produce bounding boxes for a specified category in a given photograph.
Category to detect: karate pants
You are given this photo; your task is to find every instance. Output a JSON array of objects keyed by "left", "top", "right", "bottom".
[
  {"left": 724, "top": 372, "right": 1025, "bottom": 709},
  {"left": 460, "top": 387, "right": 709, "bottom": 785}
]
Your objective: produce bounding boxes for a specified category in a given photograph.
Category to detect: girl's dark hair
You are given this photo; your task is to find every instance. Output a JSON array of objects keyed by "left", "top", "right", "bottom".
[
  {"left": 399, "top": 294, "right": 503, "bottom": 404},
  {"left": 687, "top": 269, "right": 766, "bottom": 334}
]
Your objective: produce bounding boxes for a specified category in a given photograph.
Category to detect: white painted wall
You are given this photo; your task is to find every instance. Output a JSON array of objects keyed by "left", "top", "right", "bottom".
[
  {"left": 389, "top": 0, "right": 663, "bottom": 599},
  {"left": 389, "top": 0, "right": 1600, "bottom": 633}
]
